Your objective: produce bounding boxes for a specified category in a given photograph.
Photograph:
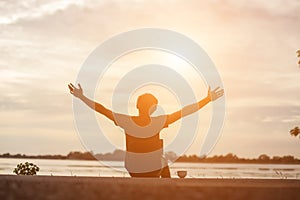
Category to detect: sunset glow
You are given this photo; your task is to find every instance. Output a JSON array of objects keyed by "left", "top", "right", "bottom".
[{"left": 0, "top": 0, "right": 300, "bottom": 158}]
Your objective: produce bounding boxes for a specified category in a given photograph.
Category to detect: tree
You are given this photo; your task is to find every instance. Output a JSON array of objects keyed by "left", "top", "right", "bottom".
[
  {"left": 290, "top": 126, "right": 300, "bottom": 138},
  {"left": 258, "top": 154, "right": 270, "bottom": 161}
]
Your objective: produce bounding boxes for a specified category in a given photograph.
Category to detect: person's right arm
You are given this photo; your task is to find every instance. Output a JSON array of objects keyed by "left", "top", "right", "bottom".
[{"left": 68, "top": 83, "right": 115, "bottom": 122}]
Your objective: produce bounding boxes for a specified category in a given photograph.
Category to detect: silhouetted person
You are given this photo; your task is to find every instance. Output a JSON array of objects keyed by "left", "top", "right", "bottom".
[{"left": 68, "top": 83, "right": 224, "bottom": 177}]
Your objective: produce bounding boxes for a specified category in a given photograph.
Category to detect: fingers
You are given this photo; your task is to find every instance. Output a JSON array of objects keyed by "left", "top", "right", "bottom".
[
  {"left": 68, "top": 84, "right": 74, "bottom": 91},
  {"left": 210, "top": 87, "right": 224, "bottom": 101},
  {"left": 68, "top": 83, "right": 82, "bottom": 90},
  {"left": 68, "top": 84, "right": 74, "bottom": 94},
  {"left": 212, "top": 86, "right": 220, "bottom": 92},
  {"left": 69, "top": 83, "right": 75, "bottom": 88},
  {"left": 68, "top": 82, "right": 83, "bottom": 97},
  {"left": 68, "top": 84, "right": 74, "bottom": 96},
  {"left": 217, "top": 89, "right": 224, "bottom": 94},
  {"left": 216, "top": 92, "right": 223, "bottom": 97},
  {"left": 216, "top": 89, "right": 224, "bottom": 96}
]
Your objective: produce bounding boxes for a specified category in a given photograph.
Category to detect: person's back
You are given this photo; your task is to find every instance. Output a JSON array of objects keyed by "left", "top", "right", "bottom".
[
  {"left": 125, "top": 122, "right": 163, "bottom": 177},
  {"left": 68, "top": 83, "right": 224, "bottom": 177},
  {"left": 113, "top": 94, "right": 168, "bottom": 177}
]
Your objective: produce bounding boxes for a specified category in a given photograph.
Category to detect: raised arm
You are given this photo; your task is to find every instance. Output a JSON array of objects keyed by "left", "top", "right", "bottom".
[
  {"left": 68, "top": 83, "right": 115, "bottom": 122},
  {"left": 166, "top": 86, "right": 224, "bottom": 125}
]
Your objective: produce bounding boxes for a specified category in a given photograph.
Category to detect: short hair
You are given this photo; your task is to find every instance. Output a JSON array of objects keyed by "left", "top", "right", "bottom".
[{"left": 137, "top": 93, "right": 158, "bottom": 109}]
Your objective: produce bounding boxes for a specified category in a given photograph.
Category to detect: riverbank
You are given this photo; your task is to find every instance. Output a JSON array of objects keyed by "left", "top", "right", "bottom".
[{"left": 1, "top": 175, "right": 300, "bottom": 200}]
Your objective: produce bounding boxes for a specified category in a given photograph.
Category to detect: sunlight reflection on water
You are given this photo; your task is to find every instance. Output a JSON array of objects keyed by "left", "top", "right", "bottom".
[{"left": 1, "top": 158, "right": 300, "bottom": 179}]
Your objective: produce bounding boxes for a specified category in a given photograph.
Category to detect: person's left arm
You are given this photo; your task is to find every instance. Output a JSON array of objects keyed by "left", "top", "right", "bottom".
[{"left": 165, "top": 87, "right": 224, "bottom": 126}]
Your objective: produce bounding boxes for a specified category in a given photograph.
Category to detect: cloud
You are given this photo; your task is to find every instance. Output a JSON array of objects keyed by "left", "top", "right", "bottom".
[
  {"left": 0, "top": 0, "right": 300, "bottom": 156},
  {"left": 0, "top": 0, "right": 87, "bottom": 25}
]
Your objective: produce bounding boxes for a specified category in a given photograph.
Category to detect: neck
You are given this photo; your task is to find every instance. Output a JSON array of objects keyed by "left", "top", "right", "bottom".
[{"left": 139, "top": 110, "right": 150, "bottom": 118}]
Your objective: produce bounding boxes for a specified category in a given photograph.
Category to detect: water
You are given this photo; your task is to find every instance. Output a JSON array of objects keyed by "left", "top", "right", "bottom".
[{"left": 1, "top": 158, "right": 300, "bottom": 179}]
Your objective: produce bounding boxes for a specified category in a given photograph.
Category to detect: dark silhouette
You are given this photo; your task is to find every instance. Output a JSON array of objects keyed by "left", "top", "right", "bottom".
[
  {"left": 2, "top": 151, "right": 300, "bottom": 164},
  {"left": 13, "top": 162, "right": 39, "bottom": 175},
  {"left": 290, "top": 126, "right": 300, "bottom": 138},
  {"left": 177, "top": 153, "right": 300, "bottom": 164},
  {"left": 68, "top": 83, "right": 224, "bottom": 177}
]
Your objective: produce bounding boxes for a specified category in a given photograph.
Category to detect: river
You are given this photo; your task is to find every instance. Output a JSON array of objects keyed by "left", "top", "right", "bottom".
[{"left": 1, "top": 158, "right": 300, "bottom": 179}]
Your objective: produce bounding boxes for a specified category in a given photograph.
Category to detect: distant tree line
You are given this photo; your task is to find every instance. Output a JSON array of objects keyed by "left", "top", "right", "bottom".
[
  {"left": 0, "top": 150, "right": 125, "bottom": 161},
  {"left": 0, "top": 153, "right": 67, "bottom": 160},
  {"left": 175, "top": 153, "right": 300, "bottom": 164},
  {"left": 1, "top": 151, "right": 300, "bottom": 164}
]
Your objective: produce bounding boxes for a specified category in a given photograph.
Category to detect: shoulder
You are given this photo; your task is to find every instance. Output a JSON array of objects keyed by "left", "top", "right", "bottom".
[
  {"left": 113, "top": 113, "right": 133, "bottom": 127},
  {"left": 152, "top": 115, "right": 168, "bottom": 128}
]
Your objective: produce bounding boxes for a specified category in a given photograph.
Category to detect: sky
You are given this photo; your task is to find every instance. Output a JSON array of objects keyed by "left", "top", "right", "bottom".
[{"left": 0, "top": 0, "right": 300, "bottom": 158}]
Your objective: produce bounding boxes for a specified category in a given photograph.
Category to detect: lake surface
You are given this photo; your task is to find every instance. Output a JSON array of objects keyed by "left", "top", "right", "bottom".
[{"left": 1, "top": 158, "right": 300, "bottom": 179}]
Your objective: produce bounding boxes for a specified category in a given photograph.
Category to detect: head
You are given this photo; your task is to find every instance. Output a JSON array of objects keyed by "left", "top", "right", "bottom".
[{"left": 136, "top": 93, "right": 158, "bottom": 115}]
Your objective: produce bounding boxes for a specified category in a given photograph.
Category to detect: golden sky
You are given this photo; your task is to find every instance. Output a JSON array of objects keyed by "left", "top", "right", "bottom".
[{"left": 0, "top": 0, "right": 300, "bottom": 158}]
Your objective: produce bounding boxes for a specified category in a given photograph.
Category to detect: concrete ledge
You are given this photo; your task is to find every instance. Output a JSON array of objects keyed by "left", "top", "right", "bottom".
[{"left": 1, "top": 175, "right": 300, "bottom": 200}]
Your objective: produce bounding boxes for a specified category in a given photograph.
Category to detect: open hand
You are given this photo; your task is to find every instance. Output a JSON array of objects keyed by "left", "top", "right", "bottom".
[
  {"left": 68, "top": 83, "right": 83, "bottom": 98},
  {"left": 207, "top": 86, "right": 224, "bottom": 101}
]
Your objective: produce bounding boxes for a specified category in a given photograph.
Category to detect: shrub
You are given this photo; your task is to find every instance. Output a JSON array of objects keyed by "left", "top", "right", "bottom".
[{"left": 13, "top": 162, "right": 40, "bottom": 175}]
